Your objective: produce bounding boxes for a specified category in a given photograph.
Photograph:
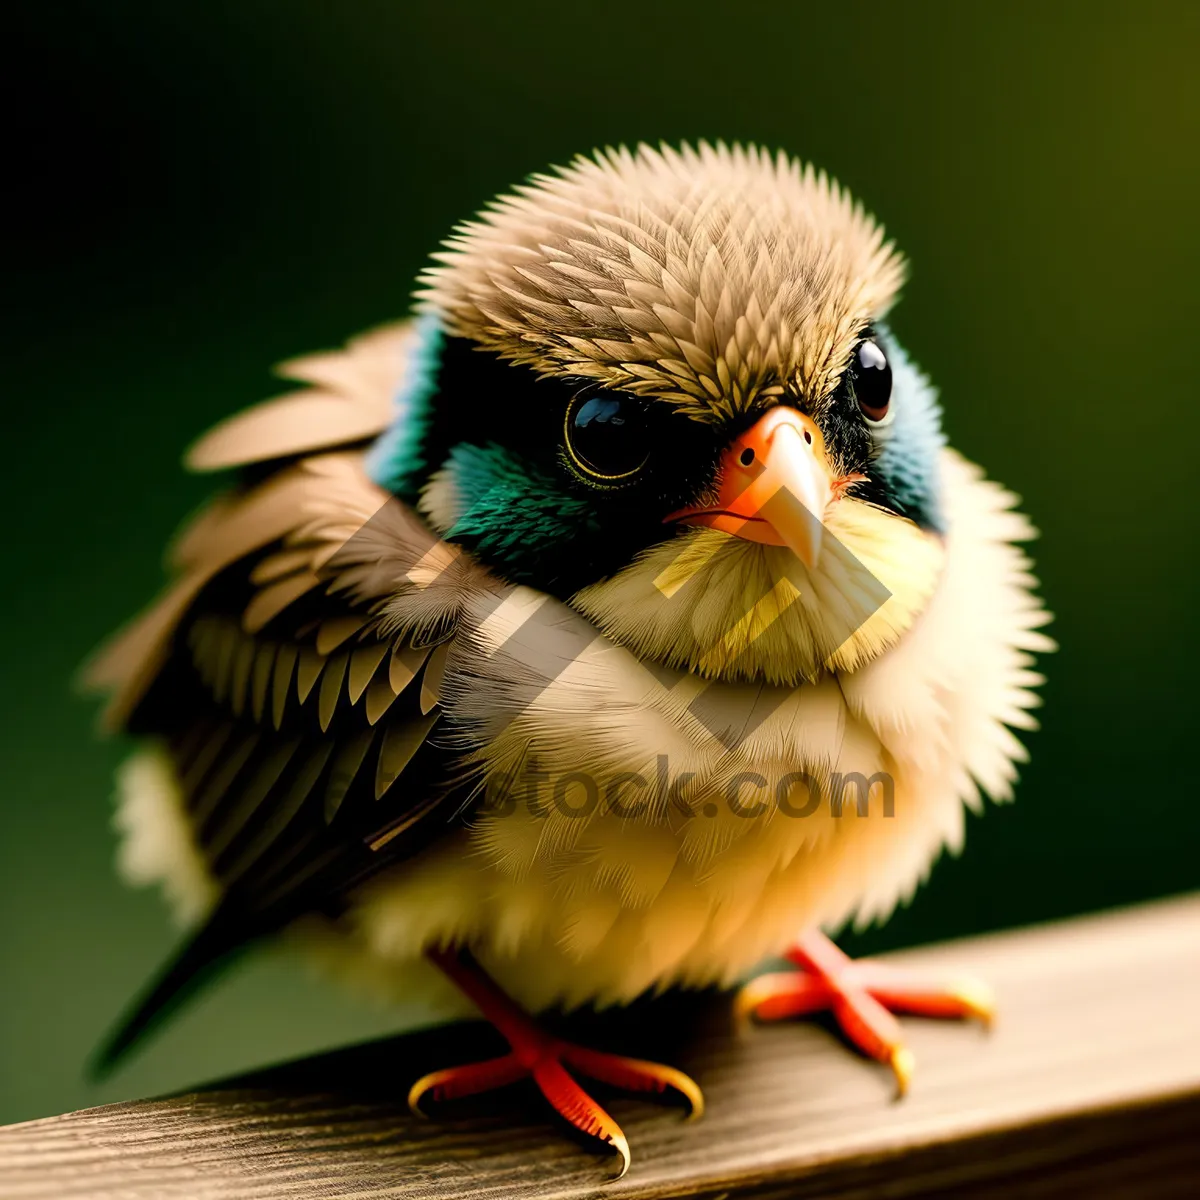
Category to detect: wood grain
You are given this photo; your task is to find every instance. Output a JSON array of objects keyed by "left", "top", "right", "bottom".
[{"left": 3, "top": 896, "right": 1199, "bottom": 1198}]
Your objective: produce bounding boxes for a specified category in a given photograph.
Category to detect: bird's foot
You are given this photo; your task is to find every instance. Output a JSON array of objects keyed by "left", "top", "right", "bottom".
[
  {"left": 416, "top": 947, "right": 703, "bottom": 1179},
  {"left": 736, "top": 930, "right": 993, "bottom": 1097}
]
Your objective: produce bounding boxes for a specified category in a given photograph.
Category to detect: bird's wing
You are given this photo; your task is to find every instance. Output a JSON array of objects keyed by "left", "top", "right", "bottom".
[
  {"left": 132, "top": 455, "right": 487, "bottom": 915},
  {"left": 84, "top": 322, "right": 504, "bottom": 1069},
  {"left": 186, "top": 320, "right": 415, "bottom": 472}
]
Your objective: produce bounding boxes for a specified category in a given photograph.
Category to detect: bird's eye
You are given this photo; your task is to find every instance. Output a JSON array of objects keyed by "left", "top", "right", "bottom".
[
  {"left": 564, "top": 391, "right": 651, "bottom": 482},
  {"left": 854, "top": 340, "right": 893, "bottom": 422}
]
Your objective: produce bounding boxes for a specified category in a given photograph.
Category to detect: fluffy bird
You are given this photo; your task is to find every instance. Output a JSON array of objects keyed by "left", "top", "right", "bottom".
[{"left": 87, "top": 143, "right": 1050, "bottom": 1176}]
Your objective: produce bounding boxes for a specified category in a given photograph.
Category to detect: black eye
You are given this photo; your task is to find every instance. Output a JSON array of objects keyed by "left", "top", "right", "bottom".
[
  {"left": 854, "top": 339, "right": 893, "bottom": 422},
  {"left": 564, "top": 391, "right": 651, "bottom": 481}
]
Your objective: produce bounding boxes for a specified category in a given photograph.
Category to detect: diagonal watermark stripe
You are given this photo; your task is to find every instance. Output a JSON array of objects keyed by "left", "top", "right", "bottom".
[{"left": 321, "top": 471, "right": 890, "bottom": 757}]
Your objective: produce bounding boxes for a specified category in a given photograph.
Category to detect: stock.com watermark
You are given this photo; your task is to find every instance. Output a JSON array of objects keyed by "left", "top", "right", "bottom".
[{"left": 481, "top": 755, "right": 895, "bottom": 820}]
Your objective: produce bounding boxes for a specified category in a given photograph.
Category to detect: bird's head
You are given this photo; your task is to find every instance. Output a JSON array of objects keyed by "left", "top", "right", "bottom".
[{"left": 369, "top": 144, "right": 948, "bottom": 686}]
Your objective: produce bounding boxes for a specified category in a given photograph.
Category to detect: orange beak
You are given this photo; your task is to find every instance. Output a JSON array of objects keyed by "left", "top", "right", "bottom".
[{"left": 665, "top": 408, "right": 836, "bottom": 569}]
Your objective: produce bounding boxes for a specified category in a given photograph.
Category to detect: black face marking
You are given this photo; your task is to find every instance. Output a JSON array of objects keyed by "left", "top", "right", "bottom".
[{"left": 405, "top": 336, "right": 724, "bottom": 595}]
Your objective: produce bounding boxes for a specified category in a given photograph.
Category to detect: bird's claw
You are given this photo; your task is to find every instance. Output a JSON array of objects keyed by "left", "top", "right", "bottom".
[
  {"left": 408, "top": 1051, "right": 527, "bottom": 1116},
  {"left": 409, "top": 1038, "right": 702, "bottom": 1178},
  {"left": 888, "top": 1045, "right": 915, "bottom": 1099},
  {"left": 738, "top": 933, "right": 994, "bottom": 1097}
]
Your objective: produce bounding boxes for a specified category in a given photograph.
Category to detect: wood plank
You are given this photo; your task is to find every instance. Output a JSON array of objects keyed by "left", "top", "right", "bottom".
[{"left": 2, "top": 895, "right": 1199, "bottom": 1198}]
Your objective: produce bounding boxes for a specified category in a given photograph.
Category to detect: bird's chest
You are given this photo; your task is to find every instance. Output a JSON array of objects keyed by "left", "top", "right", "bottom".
[{"left": 352, "top": 671, "right": 928, "bottom": 1009}]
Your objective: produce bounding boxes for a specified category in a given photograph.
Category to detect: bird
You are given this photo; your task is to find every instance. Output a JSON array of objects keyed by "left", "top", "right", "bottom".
[{"left": 85, "top": 142, "right": 1050, "bottom": 1177}]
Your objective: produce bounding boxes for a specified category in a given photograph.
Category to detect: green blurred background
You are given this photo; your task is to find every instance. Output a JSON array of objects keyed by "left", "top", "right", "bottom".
[{"left": 4, "top": 1, "right": 1198, "bottom": 1125}]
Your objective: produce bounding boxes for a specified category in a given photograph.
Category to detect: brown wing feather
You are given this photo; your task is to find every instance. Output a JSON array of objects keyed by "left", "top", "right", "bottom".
[
  {"left": 184, "top": 322, "right": 413, "bottom": 472},
  {"left": 119, "top": 467, "right": 473, "bottom": 928}
]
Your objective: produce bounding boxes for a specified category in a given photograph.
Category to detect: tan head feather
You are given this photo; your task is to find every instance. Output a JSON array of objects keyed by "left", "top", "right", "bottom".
[{"left": 417, "top": 142, "right": 906, "bottom": 420}]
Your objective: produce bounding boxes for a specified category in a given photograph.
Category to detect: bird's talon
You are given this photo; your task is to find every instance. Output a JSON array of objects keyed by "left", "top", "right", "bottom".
[
  {"left": 406, "top": 1051, "right": 526, "bottom": 1118},
  {"left": 889, "top": 1045, "right": 915, "bottom": 1098},
  {"left": 958, "top": 980, "right": 996, "bottom": 1027},
  {"left": 560, "top": 1044, "right": 706, "bottom": 1120},
  {"left": 671, "top": 1065, "right": 705, "bottom": 1120},
  {"left": 407, "top": 1078, "right": 431, "bottom": 1118},
  {"left": 609, "top": 1130, "right": 631, "bottom": 1181},
  {"left": 407, "top": 1068, "right": 447, "bottom": 1117}
]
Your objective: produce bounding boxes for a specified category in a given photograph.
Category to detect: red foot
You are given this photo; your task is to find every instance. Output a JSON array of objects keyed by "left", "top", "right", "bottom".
[
  {"left": 413, "top": 948, "right": 702, "bottom": 1178},
  {"left": 737, "top": 931, "right": 993, "bottom": 1096}
]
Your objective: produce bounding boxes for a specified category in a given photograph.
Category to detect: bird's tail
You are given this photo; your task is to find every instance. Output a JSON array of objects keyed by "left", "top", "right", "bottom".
[{"left": 89, "top": 915, "right": 250, "bottom": 1079}]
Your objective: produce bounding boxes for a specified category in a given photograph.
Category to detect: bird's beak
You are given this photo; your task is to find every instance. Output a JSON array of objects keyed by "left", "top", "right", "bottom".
[{"left": 665, "top": 408, "right": 836, "bottom": 569}]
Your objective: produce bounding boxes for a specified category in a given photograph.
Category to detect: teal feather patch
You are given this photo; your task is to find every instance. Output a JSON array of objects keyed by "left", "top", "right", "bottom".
[
  {"left": 441, "top": 443, "right": 599, "bottom": 585},
  {"left": 365, "top": 313, "right": 444, "bottom": 496}
]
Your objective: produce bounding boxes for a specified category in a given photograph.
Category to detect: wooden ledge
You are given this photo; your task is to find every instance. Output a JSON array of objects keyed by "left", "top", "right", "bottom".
[{"left": 2, "top": 895, "right": 1199, "bottom": 1198}]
